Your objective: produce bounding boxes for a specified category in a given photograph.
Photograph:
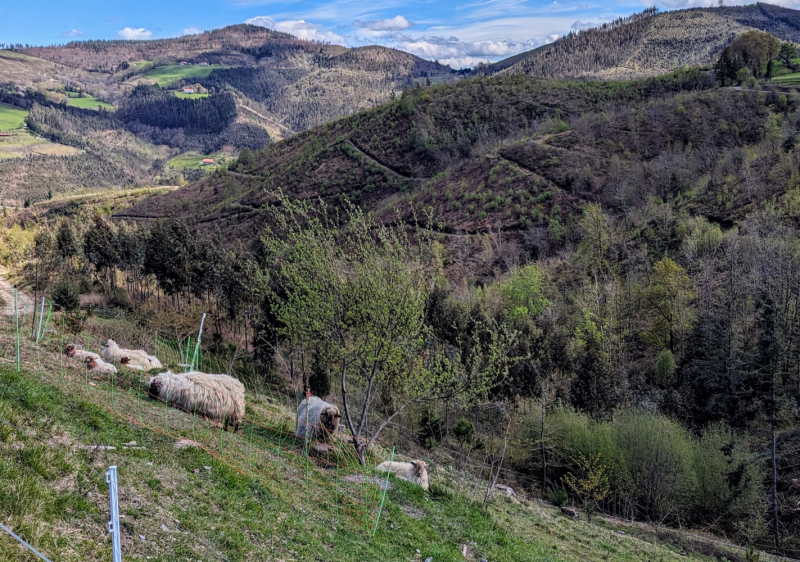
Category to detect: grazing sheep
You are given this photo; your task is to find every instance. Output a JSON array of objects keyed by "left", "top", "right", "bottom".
[
  {"left": 64, "top": 344, "right": 100, "bottom": 361},
  {"left": 86, "top": 357, "right": 118, "bottom": 375},
  {"left": 103, "top": 339, "right": 162, "bottom": 371},
  {"left": 295, "top": 396, "right": 341, "bottom": 442},
  {"left": 147, "top": 371, "right": 245, "bottom": 432},
  {"left": 375, "top": 460, "right": 429, "bottom": 490}
]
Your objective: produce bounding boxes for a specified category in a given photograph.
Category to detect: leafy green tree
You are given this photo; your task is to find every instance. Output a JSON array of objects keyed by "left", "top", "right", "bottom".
[
  {"left": 640, "top": 257, "right": 696, "bottom": 355},
  {"left": 499, "top": 265, "right": 548, "bottom": 322},
  {"left": 563, "top": 453, "right": 610, "bottom": 522},
  {"left": 262, "top": 195, "right": 516, "bottom": 463}
]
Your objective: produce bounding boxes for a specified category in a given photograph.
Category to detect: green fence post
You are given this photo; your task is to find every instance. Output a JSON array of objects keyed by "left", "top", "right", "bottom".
[
  {"left": 372, "top": 446, "right": 395, "bottom": 538},
  {"left": 14, "top": 287, "right": 20, "bottom": 373}
]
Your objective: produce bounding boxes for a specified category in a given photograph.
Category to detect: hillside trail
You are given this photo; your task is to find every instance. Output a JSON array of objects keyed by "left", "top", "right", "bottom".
[{"left": 0, "top": 268, "right": 33, "bottom": 315}]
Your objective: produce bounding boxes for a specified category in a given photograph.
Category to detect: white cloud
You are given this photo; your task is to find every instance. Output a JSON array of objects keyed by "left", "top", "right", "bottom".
[
  {"left": 354, "top": 15, "right": 414, "bottom": 31},
  {"left": 118, "top": 27, "right": 153, "bottom": 40},
  {"left": 182, "top": 26, "right": 203, "bottom": 36},
  {"left": 375, "top": 33, "right": 558, "bottom": 67},
  {"left": 61, "top": 29, "right": 84, "bottom": 38},
  {"left": 245, "top": 16, "right": 347, "bottom": 44}
]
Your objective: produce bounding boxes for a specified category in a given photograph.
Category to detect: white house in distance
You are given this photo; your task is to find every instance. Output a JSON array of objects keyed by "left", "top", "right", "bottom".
[{"left": 182, "top": 88, "right": 195, "bottom": 94}]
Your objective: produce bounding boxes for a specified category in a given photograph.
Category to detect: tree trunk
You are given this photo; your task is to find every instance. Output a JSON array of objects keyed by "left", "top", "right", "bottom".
[{"left": 771, "top": 385, "right": 780, "bottom": 550}]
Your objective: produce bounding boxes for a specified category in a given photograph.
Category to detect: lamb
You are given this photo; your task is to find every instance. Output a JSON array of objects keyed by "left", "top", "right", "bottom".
[
  {"left": 64, "top": 344, "right": 100, "bottom": 361},
  {"left": 86, "top": 356, "right": 118, "bottom": 375},
  {"left": 103, "top": 339, "right": 162, "bottom": 371},
  {"left": 295, "top": 396, "right": 341, "bottom": 442},
  {"left": 147, "top": 371, "right": 245, "bottom": 432},
  {"left": 375, "top": 460, "right": 429, "bottom": 490}
]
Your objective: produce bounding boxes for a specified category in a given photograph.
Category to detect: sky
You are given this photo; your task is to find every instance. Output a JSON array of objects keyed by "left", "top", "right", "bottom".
[{"left": 2, "top": 0, "right": 800, "bottom": 68}]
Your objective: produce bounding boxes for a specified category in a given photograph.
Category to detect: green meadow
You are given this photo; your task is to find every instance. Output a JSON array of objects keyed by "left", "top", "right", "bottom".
[
  {"left": 0, "top": 103, "right": 27, "bottom": 130},
  {"left": 142, "top": 63, "right": 227, "bottom": 87},
  {"left": 66, "top": 96, "right": 114, "bottom": 110}
]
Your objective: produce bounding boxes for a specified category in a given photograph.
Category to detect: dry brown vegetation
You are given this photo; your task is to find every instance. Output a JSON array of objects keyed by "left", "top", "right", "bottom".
[{"left": 485, "top": 5, "right": 800, "bottom": 79}]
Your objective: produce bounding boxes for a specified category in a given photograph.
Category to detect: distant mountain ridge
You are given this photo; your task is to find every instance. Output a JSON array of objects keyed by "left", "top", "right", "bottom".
[{"left": 481, "top": 4, "right": 800, "bottom": 79}]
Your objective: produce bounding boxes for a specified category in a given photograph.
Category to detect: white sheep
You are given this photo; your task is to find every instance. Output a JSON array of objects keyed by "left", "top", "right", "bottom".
[
  {"left": 86, "top": 356, "right": 118, "bottom": 375},
  {"left": 375, "top": 460, "right": 429, "bottom": 490},
  {"left": 64, "top": 344, "right": 100, "bottom": 361},
  {"left": 147, "top": 371, "right": 245, "bottom": 432},
  {"left": 103, "top": 339, "right": 162, "bottom": 371},
  {"left": 296, "top": 396, "right": 341, "bottom": 442}
]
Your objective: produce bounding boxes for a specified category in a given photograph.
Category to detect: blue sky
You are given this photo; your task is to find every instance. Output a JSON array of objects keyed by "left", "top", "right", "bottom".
[{"left": 0, "top": 0, "right": 778, "bottom": 68}]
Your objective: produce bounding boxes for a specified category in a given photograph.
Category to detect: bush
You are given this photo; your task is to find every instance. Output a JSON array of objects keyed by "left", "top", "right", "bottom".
[
  {"left": 52, "top": 282, "right": 80, "bottom": 312},
  {"left": 417, "top": 409, "right": 445, "bottom": 450},
  {"left": 308, "top": 356, "right": 331, "bottom": 398},
  {"left": 451, "top": 418, "right": 475, "bottom": 449},
  {"left": 545, "top": 486, "right": 569, "bottom": 507}
]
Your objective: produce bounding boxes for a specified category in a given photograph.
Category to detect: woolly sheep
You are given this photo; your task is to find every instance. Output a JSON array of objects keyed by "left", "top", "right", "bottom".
[
  {"left": 64, "top": 344, "right": 100, "bottom": 361},
  {"left": 375, "top": 460, "right": 429, "bottom": 490},
  {"left": 147, "top": 371, "right": 245, "bottom": 432},
  {"left": 295, "top": 396, "right": 341, "bottom": 442},
  {"left": 86, "top": 356, "right": 118, "bottom": 375},
  {"left": 103, "top": 339, "right": 162, "bottom": 371}
]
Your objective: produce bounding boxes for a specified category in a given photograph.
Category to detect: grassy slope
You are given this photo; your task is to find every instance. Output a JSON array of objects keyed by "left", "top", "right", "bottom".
[
  {"left": 174, "top": 91, "right": 210, "bottom": 99},
  {"left": 0, "top": 322, "right": 742, "bottom": 562},
  {"left": 65, "top": 96, "right": 114, "bottom": 110},
  {"left": 0, "top": 103, "right": 27, "bottom": 130},
  {"left": 143, "top": 64, "right": 227, "bottom": 87}
]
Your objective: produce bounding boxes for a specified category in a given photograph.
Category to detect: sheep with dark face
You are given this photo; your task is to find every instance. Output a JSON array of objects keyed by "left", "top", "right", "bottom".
[
  {"left": 375, "top": 460, "right": 429, "bottom": 490},
  {"left": 103, "top": 339, "right": 162, "bottom": 371},
  {"left": 64, "top": 344, "right": 100, "bottom": 361},
  {"left": 295, "top": 396, "right": 340, "bottom": 442},
  {"left": 86, "top": 356, "right": 118, "bottom": 375},
  {"left": 148, "top": 371, "right": 245, "bottom": 432}
]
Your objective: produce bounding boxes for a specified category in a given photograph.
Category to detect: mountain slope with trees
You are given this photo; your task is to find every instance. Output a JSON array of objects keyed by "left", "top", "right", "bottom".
[{"left": 482, "top": 4, "right": 800, "bottom": 79}]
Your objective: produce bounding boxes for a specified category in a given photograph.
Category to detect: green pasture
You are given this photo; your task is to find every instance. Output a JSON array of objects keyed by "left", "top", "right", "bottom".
[
  {"left": 142, "top": 63, "right": 227, "bottom": 87},
  {"left": 0, "top": 103, "right": 27, "bottom": 130},
  {"left": 65, "top": 96, "right": 114, "bottom": 110}
]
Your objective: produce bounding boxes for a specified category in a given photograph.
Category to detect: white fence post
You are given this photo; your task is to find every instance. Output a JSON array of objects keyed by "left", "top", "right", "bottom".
[{"left": 106, "top": 466, "right": 122, "bottom": 562}]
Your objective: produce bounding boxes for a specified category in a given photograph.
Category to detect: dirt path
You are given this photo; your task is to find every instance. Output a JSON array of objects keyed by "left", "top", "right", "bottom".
[{"left": 0, "top": 270, "right": 34, "bottom": 315}]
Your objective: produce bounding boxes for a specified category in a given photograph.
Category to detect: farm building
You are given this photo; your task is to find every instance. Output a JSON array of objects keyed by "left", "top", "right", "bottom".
[
  {"left": 201, "top": 158, "right": 216, "bottom": 166},
  {"left": 182, "top": 88, "right": 195, "bottom": 94}
]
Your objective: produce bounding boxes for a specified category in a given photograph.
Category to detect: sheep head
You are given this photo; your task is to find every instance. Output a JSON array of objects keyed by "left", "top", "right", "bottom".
[
  {"left": 412, "top": 461, "right": 427, "bottom": 478},
  {"left": 147, "top": 375, "right": 163, "bottom": 399},
  {"left": 119, "top": 356, "right": 130, "bottom": 365},
  {"left": 104, "top": 339, "right": 117, "bottom": 350},
  {"left": 86, "top": 357, "right": 98, "bottom": 369},
  {"left": 64, "top": 344, "right": 76, "bottom": 357},
  {"left": 319, "top": 405, "right": 341, "bottom": 434}
]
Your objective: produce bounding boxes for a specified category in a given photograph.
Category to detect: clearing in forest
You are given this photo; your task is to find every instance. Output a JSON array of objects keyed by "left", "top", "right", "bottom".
[
  {"left": 140, "top": 63, "right": 228, "bottom": 87},
  {"left": 0, "top": 103, "right": 27, "bottom": 130}
]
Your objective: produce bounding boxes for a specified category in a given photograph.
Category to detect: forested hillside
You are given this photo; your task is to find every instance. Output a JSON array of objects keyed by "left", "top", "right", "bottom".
[
  {"left": 114, "top": 66, "right": 800, "bottom": 554},
  {"left": 483, "top": 4, "right": 800, "bottom": 79}
]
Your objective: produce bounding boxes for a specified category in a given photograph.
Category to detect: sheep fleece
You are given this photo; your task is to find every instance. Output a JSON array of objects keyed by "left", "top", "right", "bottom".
[
  {"left": 295, "top": 396, "right": 340, "bottom": 441},
  {"left": 375, "top": 461, "right": 429, "bottom": 490},
  {"left": 64, "top": 344, "right": 100, "bottom": 361},
  {"left": 149, "top": 371, "right": 245, "bottom": 432},
  {"left": 103, "top": 339, "right": 161, "bottom": 371}
]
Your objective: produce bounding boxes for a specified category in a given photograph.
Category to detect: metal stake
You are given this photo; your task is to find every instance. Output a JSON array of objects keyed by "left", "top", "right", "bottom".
[{"left": 105, "top": 466, "right": 122, "bottom": 562}]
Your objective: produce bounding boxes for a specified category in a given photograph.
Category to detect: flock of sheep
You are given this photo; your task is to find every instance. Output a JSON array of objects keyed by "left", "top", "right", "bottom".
[{"left": 64, "top": 341, "right": 429, "bottom": 490}]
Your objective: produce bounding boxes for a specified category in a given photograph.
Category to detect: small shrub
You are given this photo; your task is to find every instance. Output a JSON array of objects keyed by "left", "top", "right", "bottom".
[
  {"left": 418, "top": 409, "right": 445, "bottom": 450},
  {"left": 52, "top": 282, "right": 80, "bottom": 312},
  {"left": 545, "top": 486, "right": 569, "bottom": 507}
]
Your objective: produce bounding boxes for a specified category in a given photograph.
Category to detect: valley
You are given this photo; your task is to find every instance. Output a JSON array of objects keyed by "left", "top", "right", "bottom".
[{"left": 2, "top": 5, "right": 800, "bottom": 561}]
